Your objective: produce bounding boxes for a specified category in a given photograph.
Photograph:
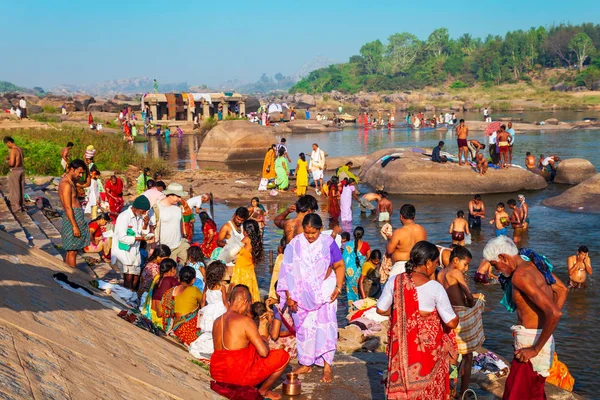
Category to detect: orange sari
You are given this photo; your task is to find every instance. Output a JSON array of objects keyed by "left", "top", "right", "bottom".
[{"left": 387, "top": 273, "right": 456, "bottom": 399}]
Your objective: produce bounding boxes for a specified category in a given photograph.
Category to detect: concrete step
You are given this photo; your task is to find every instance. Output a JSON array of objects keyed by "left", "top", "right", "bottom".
[
  {"left": 0, "top": 199, "right": 29, "bottom": 244},
  {"left": 29, "top": 208, "right": 63, "bottom": 248}
]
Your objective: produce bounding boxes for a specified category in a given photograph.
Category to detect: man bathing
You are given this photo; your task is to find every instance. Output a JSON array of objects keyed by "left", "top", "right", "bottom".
[
  {"left": 211, "top": 285, "right": 289, "bottom": 399},
  {"left": 490, "top": 202, "right": 510, "bottom": 237},
  {"left": 525, "top": 152, "right": 537, "bottom": 170},
  {"left": 507, "top": 199, "right": 524, "bottom": 244},
  {"left": 518, "top": 194, "right": 529, "bottom": 229},
  {"left": 483, "top": 237, "right": 567, "bottom": 400},
  {"left": 375, "top": 191, "right": 393, "bottom": 222},
  {"left": 449, "top": 210, "right": 470, "bottom": 246},
  {"left": 474, "top": 259, "right": 498, "bottom": 284},
  {"left": 567, "top": 246, "right": 592, "bottom": 289},
  {"left": 274, "top": 195, "right": 318, "bottom": 243},
  {"left": 456, "top": 119, "right": 469, "bottom": 166},
  {"left": 468, "top": 194, "right": 486, "bottom": 229},
  {"left": 358, "top": 191, "right": 381, "bottom": 214},
  {"left": 386, "top": 204, "right": 427, "bottom": 278}
]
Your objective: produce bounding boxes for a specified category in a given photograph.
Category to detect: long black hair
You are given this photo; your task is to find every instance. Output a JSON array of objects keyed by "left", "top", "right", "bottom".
[
  {"left": 158, "top": 258, "right": 177, "bottom": 286},
  {"left": 405, "top": 241, "right": 440, "bottom": 274},
  {"left": 92, "top": 212, "right": 111, "bottom": 223},
  {"left": 147, "top": 244, "right": 171, "bottom": 264},
  {"left": 353, "top": 226, "right": 365, "bottom": 268},
  {"left": 299, "top": 152, "right": 306, "bottom": 162},
  {"left": 243, "top": 219, "right": 263, "bottom": 264},
  {"left": 199, "top": 211, "right": 215, "bottom": 227},
  {"left": 250, "top": 302, "right": 267, "bottom": 327}
]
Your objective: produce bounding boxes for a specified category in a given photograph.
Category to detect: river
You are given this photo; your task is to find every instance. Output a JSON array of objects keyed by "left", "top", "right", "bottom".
[{"left": 139, "top": 112, "right": 600, "bottom": 397}]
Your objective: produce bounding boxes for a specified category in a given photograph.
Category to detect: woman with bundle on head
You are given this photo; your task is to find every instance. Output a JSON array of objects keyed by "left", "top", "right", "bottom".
[
  {"left": 377, "top": 241, "right": 458, "bottom": 399},
  {"left": 230, "top": 219, "right": 263, "bottom": 302},
  {"left": 342, "top": 226, "right": 371, "bottom": 306}
]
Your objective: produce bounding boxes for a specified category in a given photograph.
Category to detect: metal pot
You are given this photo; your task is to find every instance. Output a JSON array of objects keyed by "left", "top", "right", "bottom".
[{"left": 282, "top": 372, "right": 302, "bottom": 396}]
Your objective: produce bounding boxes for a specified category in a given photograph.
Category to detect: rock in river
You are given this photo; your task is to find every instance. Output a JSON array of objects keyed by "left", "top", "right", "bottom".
[
  {"left": 554, "top": 158, "right": 597, "bottom": 185},
  {"left": 543, "top": 173, "right": 600, "bottom": 213},
  {"left": 197, "top": 120, "right": 277, "bottom": 163},
  {"left": 359, "top": 148, "right": 548, "bottom": 195}
]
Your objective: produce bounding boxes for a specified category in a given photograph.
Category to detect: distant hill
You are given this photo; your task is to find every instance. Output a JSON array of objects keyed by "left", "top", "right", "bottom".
[
  {"left": 50, "top": 77, "right": 189, "bottom": 96},
  {"left": 0, "top": 81, "right": 45, "bottom": 94}
]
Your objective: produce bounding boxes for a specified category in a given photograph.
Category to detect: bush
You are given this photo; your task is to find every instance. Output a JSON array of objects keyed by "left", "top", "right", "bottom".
[
  {"left": 42, "top": 105, "right": 59, "bottom": 114},
  {"left": 449, "top": 80, "right": 468, "bottom": 89},
  {"left": 30, "top": 113, "right": 61, "bottom": 123},
  {"left": 0, "top": 127, "right": 169, "bottom": 176},
  {"left": 199, "top": 117, "right": 218, "bottom": 134}
]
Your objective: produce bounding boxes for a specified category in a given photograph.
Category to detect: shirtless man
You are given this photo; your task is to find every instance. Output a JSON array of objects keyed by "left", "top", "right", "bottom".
[
  {"left": 507, "top": 199, "right": 524, "bottom": 244},
  {"left": 59, "top": 159, "right": 91, "bottom": 267},
  {"left": 211, "top": 285, "right": 289, "bottom": 399},
  {"left": 374, "top": 191, "right": 392, "bottom": 222},
  {"left": 476, "top": 154, "right": 488, "bottom": 176},
  {"left": 468, "top": 194, "right": 486, "bottom": 229},
  {"left": 467, "top": 139, "right": 485, "bottom": 162},
  {"left": 474, "top": 259, "right": 498, "bottom": 284},
  {"left": 489, "top": 202, "right": 510, "bottom": 237},
  {"left": 3, "top": 136, "right": 25, "bottom": 213},
  {"left": 483, "top": 237, "right": 567, "bottom": 399},
  {"left": 358, "top": 191, "right": 382, "bottom": 214},
  {"left": 386, "top": 204, "right": 427, "bottom": 278},
  {"left": 567, "top": 246, "right": 592, "bottom": 289},
  {"left": 60, "top": 142, "right": 74, "bottom": 172},
  {"left": 449, "top": 210, "right": 470, "bottom": 246},
  {"left": 525, "top": 152, "right": 537, "bottom": 170},
  {"left": 517, "top": 194, "right": 529, "bottom": 229},
  {"left": 217, "top": 207, "right": 249, "bottom": 247},
  {"left": 274, "top": 195, "right": 318, "bottom": 243},
  {"left": 456, "top": 119, "right": 469, "bottom": 166},
  {"left": 496, "top": 126, "right": 512, "bottom": 168}
]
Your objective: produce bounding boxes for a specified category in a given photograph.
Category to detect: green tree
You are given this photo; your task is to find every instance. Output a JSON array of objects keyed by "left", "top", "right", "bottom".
[
  {"left": 427, "top": 28, "right": 450, "bottom": 57},
  {"left": 570, "top": 32, "right": 595, "bottom": 70},
  {"left": 383, "top": 33, "right": 421, "bottom": 75},
  {"left": 359, "top": 40, "right": 384, "bottom": 74}
]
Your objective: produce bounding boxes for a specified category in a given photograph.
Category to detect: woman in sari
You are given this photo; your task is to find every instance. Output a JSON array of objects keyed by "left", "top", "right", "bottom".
[
  {"left": 199, "top": 212, "right": 218, "bottom": 258},
  {"left": 326, "top": 176, "right": 341, "bottom": 220},
  {"left": 340, "top": 178, "right": 358, "bottom": 223},
  {"left": 277, "top": 214, "right": 345, "bottom": 383},
  {"left": 161, "top": 266, "right": 203, "bottom": 346},
  {"left": 104, "top": 174, "right": 124, "bottom": 214},
  {"left": 137, "top": 244, "right": 171, "bottom": 297},
  {"left": 248, "top": 197, "right": 266, "bottom": 231},
  {"left": 230, "top": 219, "right": 263, "bottom": 302},
  {"left": 136, "top": 167, "right": 151, "bottom": 195},
  {"left": 342, "top": 226, "right": 371, "bottom": 306},
  {"left": 275, "top": 147, "right": 289, "bottom": 191},
  {"left": 376, "top": 241, "right": 458, "bottom": 399},
  {"left": 262, "top": 145, "right": 277, "bottom": 181},
  {"left": 142, "top": 258, "right": 179, "bottom": 329}
]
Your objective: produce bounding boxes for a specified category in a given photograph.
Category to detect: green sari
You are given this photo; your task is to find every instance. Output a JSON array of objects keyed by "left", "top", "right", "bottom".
[{"left": 275, "top": 156, "right": 289, "bottom": 189}]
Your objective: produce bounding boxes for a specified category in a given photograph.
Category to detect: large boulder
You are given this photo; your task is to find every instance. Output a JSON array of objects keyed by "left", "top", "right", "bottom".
[
  {"left": 550, "top": 82, "right": 572, "bottom": 92},
  {"left": 554, "top": 158, "right": 597, "bottom": 184},
  {"left": 114, "top": 94, "right": 133, "bottom": 101},
  {"left": 28, "top": 104, "right": 43, "bottom": 114},
  {"left": 359, "top": 148, "right": 548, "bottom": 195},
  {"left": 294, "top": 93, "right": 316, "bottom": 108},
  {"left": 87, "top": 103, "right": 104, "bottom": 113},
  {"left": 102, "top": 100, "right": 122, "bottom": 113},
  {"left": 197, "top": 120, "right": 277, "bottom": 163},
  {"left": 543, "top": 173, "right": 600, "bottom": 213},
  {"left": 287, "top": 119, "right": 337, "bottom": 134},
  {"left": 245, "top": 96, "right": 261, "bottom": 113},
  {"left": 326, "top": 155, "right": 367, "bottom": 171},
  {"left": 544, "top": 118, "right": 560, "bottom": 125}
]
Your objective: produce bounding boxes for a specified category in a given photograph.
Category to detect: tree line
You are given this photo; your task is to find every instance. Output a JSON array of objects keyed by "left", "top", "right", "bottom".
[{"left": 291, "top": 23, "right": 600, "bottom": 94}]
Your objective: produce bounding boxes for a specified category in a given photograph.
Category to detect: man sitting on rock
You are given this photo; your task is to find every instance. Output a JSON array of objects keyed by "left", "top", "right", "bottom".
[
  {"left": 476, "top": 154, "right": 488, "bottom": 176},
  {"left": 211, "top": 285, "right": 290, "bottom": 400},
  {"left": 431, "top": 141, "right": 448, "bottom": 163}
]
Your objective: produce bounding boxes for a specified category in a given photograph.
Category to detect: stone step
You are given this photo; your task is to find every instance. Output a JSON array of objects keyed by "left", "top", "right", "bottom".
[
  {"left": 29, "top": 208, "right": 63, "bottom": 248},
  {"left": 0, "top": 196, "right": 29, "bottom": 244}
]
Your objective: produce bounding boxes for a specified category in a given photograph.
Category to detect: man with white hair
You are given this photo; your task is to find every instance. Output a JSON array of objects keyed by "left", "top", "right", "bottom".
[
  {"left": 482, "top": 237, "right": 567, "bottom": 399},
  {"left": 517, "top": 195, "right": 529, "bottom": 230}
]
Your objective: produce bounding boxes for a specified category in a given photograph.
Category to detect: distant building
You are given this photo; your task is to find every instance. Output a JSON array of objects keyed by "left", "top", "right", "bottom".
[{"left": 142, "top": 92, "right": 246, "bottom": 121}]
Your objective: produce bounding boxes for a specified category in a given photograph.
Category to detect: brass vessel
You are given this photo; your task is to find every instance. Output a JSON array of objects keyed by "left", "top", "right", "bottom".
[{"left": 282, "top": 372, "right": 302, "bottom": 396}]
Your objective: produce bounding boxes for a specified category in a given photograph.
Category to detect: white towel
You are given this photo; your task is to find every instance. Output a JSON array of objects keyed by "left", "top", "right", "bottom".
[{"left": 511, "top": 325, "right": 554, "bottom": 377}]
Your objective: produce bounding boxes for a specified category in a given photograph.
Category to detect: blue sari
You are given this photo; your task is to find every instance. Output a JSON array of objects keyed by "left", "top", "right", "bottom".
[{"left": 343, "top": 241, "right": 366, "bottom": 305}]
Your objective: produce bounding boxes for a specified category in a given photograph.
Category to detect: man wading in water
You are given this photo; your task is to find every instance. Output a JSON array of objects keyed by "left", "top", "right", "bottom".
[
  {"left": 483, "top": 237, "right": 567, "bottom": 399},
  {"left": 274, "top": 195, "right": 318, "bottom": 244},
  {"left": 386, "top": 204, "right": 427, "bottom": 279}
]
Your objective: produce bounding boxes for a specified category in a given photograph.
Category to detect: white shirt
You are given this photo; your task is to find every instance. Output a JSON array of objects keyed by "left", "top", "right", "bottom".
[
  {"left": 142, "top": 188, "right": 165, "bottom": 208},
  {"left": 377, "top": 278, "right": 456, "bottom": 324},
  {"left": 111, "top": 208, "right": 148, "bottom": 266},
  {"left": 489, "top": 131, "right": 497, "bottom": 145},
  {"left": 186, "top": 195, "right": 204, "bottom": 210},
  {"left": 19, "top": 99, "right": 26, "bottom": 108},
  {"left": 309, "top": 148, "right": 325, "bottom": 171},
  {"left": 150, "top": 201, "right": 182, "bottom": 249}
]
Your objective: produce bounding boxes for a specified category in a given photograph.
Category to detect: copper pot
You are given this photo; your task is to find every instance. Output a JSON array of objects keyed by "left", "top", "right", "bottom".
[{"left": 282, "top": 372, "right": 302, "bottom": 396}]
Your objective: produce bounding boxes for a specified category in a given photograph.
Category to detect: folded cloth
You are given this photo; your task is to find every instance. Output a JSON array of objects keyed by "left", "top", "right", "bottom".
[
  {"left": 452, "top": 299, "right": 485, "bottom": 354},
  {"left": 379, "top": 254, "right": 393, "bottom": 283},
  {"left": 511, "top": 325, "right": 554, "bottom": 377},
  {"left": 210, "top": 380, "right": 262, "bottom": 400},
  {"left": 546, "top": 352, "right": 575, "bottom": 392}
]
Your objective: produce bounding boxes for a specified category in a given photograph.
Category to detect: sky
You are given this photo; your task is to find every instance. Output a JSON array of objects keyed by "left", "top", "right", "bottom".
[{"left": 3, "top": 0, "right": 600, "bottom": 89}]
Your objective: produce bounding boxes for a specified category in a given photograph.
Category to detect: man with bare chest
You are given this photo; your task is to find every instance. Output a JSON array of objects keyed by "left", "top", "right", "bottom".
[
  {"left": 483, "top": 237, "right": 567, "bottom": 399},
  {"left": 3, "top": 136, "right": 25, "bottom": 213},
  {"left": 59, "top": 159, "right": 91, "bottom": 267},
  {"left": 375, "top": 191, "right": 392, "bottom": 222},
  {"left": 274, "top": 195, "right": 318, "bottom": 243},
  {"left": 385, "top": 204, "right": 427, "bottom": 279}
]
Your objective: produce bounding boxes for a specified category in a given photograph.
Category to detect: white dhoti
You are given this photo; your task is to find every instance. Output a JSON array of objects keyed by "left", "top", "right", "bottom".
[
  {"left": 311, "top": 169, "right": 323, "bottom": 181},
  {"left": 388, "top": 261, "right": 406, "bottom": 280},
  {"left": 511, "top": 325, "right": 554, "bottom": 377},
  {"left": 378, "top": 211, "right": 390, "bottom": 222}
]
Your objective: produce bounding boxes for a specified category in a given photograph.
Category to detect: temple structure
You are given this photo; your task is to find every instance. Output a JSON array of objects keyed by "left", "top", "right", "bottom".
[{"left": 141, "top": 92, "right": 247, "bottom": 122}]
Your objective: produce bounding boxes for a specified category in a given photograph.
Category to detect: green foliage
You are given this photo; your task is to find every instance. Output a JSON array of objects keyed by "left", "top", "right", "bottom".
[
  {"left": 0, "top": 81, "right": 25, "bottom": 93},
  {"left": 0, "top": 127, "right": 169, "bottom": 176},
  {"left": 578, "top": 66, "right": 600, "bottom": 89},
  {"left": 449, "top": 81, "right": 468, "bottom": 89},
  {"left": 30, "top": 114, "right": 61, "bottom": 123},
  {"left": 42, "top": 105, "right": 59, "bottom": 113},
  {"left": 291, "top": 22, "right": 600, "bottom": 94},
  {"left": 199, "top": 117, "right": 218, "bottom": 133}
]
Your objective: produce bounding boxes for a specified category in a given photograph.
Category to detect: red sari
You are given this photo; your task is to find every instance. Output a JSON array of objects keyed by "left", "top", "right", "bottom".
[
  {"left": 104, "top": 177, "right": 124, "bottom": 213},
  {"left": 328, "top": 185, "right": 341, "bottom": 220},
  {"left": 200, "top": 219, "right": 218, "bottom": 258},
  {"left": 387, "top": 273, "right": 456, "bottom": 399}
]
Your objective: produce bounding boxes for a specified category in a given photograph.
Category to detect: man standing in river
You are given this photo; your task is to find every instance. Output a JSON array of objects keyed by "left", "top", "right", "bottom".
[
  {"left": 386, "top": 204, "right": 427, "bottom": 279},
  {"left": 3, "top": 137, "right": 25, "bottom": 213},
  {"left": 456, "top": 119, "right": 469, "bottom": 166},
  {"left": 483, "top": 237, "right": 567, "bottom": 399},
  {"left": 59, "top": 160, "right": 91, "bottom": 268},
  {"left": 567, "top": 246, "right": 592, "bottom": 289},
  {"left": 274, "top": 195, "right": 318, "bottom": 243}
]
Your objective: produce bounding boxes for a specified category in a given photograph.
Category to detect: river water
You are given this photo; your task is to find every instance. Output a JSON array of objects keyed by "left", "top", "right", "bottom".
[{"left": 139, "top": 112, "right": 600, "bottom": 397}]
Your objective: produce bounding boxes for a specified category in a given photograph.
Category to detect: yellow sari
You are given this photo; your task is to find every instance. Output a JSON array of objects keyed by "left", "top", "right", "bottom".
[{"left": 262, "top": 148, "right": 276, "bottom": 180}]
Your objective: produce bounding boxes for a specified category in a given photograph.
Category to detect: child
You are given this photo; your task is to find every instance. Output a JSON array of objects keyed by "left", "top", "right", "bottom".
[
  {"left": 449, "top": 210, "right": 470, "bottom": 246},
  {"left": 358, "top": 249, "right": 382, "bottom": 299},
  {"left": 340, "top": 232, "right": 351, "bottom": 251},
  {"left": 189, "top": 260, "right": 228, "bottom": 359},
  {"left": 269, "top": 281, "right": 297, "bottom": 358},
  {"left": 489, "top": 202, "right": 510, "bottom": 237},
  {"left": 474, "top": 259, "right": 498, "bottom": 284},
  {"left": 507, "top": 199, "right": 524, "bottom": 244},
  {"left": 186, "top": 246, "right": 206, "bottom": 293},
  {"left": 438, "top": 246, "right": 484, "bottom": 399},
  {"left": 295, "top": 153, "right": 308, "bottom": 196}
]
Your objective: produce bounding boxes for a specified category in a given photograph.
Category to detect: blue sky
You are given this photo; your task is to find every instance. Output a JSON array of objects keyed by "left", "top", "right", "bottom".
[{"left": 3, "top": 0, "right": 599, "bottom": 89}]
